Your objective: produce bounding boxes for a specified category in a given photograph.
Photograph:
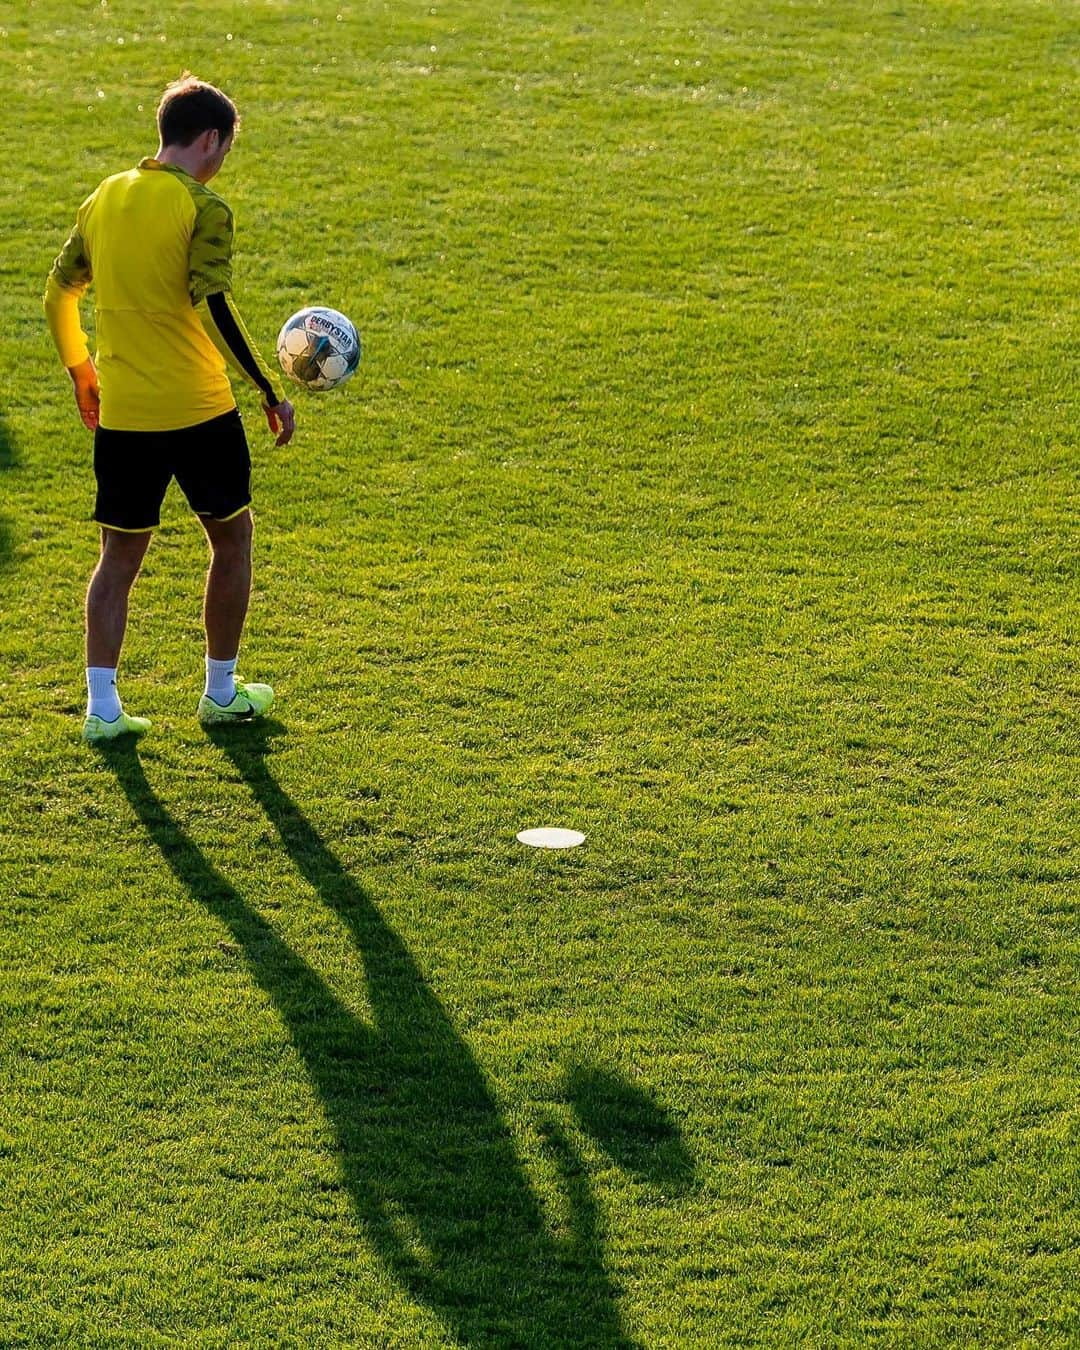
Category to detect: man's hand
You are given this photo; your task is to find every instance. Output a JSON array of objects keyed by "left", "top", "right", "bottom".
[
  {"left": 68, "top": 357, "right": 100, "bottom": 431},
  {"left": 264, "top": 398, "right": 295, "bottom": 447}
]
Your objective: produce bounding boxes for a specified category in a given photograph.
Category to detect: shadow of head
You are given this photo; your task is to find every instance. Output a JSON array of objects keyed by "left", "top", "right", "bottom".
[{"left": 567, "top": 1065, "right": 696, "bottom": 1193}]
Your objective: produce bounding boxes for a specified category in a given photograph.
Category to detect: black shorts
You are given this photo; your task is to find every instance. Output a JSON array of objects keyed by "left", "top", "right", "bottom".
[{"left": 93, "top": 408, "right": 251, "bottom": 532}]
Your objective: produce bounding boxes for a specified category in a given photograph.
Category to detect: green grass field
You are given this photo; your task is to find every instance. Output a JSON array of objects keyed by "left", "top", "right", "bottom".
[{"left": 2, "top": 0, "right": 1078, "bottom": 1343}]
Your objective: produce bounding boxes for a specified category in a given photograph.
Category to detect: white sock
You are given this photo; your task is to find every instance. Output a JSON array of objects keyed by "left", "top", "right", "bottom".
[
  {"left": 205, "top": 655, "right": 238, "bottom": 706},
  {"left": 86, "top": 667, "right": 122, "bottom": 722}
]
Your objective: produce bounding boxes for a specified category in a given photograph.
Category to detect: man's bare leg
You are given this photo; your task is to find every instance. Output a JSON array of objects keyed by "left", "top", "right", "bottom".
[
  {"left": 86, "top": 527, "right": 153, "bottom": 669},
  {"left": 197, "top": 509, "right": 274, "bottom": 721},
  {"left": 82, "top": 527, "right": 153, "bottom": 736},
  {"left": 200, "top": 508, "right": 253, "bottom": 661}
]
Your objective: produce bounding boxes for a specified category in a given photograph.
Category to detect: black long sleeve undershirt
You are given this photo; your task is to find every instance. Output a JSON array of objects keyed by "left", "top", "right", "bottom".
[{"left": 200, "top": 291, "right": 283, "bottom": 406}]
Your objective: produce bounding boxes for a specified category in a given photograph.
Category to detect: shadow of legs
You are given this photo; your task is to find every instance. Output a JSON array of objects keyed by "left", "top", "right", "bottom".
[{"left": 99, "top": 735, "right": 632, "bottom": 1347}]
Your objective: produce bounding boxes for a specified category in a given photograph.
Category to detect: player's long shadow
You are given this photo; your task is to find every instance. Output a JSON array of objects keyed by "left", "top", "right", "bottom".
[{"left": 99, "top": 732, "right": 633, "bottom": 1348}]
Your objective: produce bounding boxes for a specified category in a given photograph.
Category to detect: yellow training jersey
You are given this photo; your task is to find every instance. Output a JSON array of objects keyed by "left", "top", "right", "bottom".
[{"left": 43, "top": 158, "right": 283, "bottom": 432}]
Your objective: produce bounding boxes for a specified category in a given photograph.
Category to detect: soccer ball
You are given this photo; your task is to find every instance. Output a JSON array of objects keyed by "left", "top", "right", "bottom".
[{"left": 276, "top": 306, "right": 361, "bottom": 391}]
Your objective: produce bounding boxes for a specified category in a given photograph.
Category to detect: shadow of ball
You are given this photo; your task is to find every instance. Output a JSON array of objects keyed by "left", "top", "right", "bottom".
[{"left": 566, "top": 1065, "right": 695, "bottom": 1192}]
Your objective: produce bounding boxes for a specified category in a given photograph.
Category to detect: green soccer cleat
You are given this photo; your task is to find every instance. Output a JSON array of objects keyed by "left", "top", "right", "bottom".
[
  {"left": 198, "top": 680, "right": 275, "bottom": 726},
  {"left": 82, "top": 710, "right": 152, "bottom": 743}
]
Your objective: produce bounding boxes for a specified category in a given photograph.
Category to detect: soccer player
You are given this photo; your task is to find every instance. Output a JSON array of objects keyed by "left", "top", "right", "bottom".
[{"left": 43, "top": 74, "right": 295, "bottom": 743}]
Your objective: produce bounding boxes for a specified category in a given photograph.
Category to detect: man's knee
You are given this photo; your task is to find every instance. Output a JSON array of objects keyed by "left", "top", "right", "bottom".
[
  {"left": 205, "top": 509, "right": 253, "bottom": 563},
  {"left": 98, "top": 529, "right": 151, "bottom": 584}
]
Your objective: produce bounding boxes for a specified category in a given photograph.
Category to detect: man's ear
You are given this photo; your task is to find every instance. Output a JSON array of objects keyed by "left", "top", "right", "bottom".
[{"left": 201, "top": 128, "right": 220, "bottom": 155}]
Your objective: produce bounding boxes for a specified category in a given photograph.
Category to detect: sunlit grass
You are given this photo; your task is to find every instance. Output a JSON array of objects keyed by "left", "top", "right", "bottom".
[{"left": 1, "top": 1, "right": 1078, "bottom": 1343}]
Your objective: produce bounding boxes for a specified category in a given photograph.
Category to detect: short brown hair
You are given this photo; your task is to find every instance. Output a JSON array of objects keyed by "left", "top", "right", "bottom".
[{"left": 157, "top": 74, "right": 238, "bottom": 147}]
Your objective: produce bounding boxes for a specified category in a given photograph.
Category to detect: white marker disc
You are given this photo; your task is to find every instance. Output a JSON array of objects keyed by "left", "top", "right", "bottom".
[{"left": 517, "top": 828, "right": 586, "bottom": 850}]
